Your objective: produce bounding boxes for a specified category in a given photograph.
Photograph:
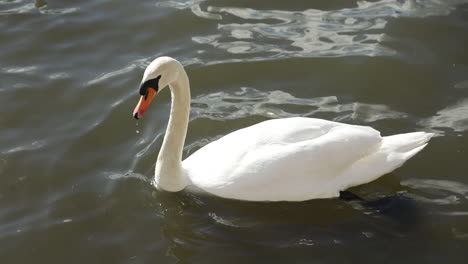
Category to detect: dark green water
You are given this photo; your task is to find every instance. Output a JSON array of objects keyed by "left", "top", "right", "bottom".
[{"left": 1, "top": 0, "right": 468, "bottom": 263}]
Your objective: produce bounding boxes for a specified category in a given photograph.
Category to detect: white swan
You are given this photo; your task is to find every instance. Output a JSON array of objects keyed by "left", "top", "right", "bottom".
[{"left": 132, "top": 56, "right": 433, "bottom": 202}]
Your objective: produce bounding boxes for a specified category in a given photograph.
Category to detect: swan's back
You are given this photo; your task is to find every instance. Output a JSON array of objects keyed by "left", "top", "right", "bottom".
[{"left": 182, "top": 117, "right": 433, "bottom": 201}]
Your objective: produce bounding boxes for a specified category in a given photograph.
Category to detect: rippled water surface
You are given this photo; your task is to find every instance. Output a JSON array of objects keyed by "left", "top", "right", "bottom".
[{"left": 1, "top": 0, "right": 468, "bottom": 263}]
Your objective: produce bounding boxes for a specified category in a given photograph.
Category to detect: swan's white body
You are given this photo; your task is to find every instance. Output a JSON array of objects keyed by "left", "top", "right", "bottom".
[{"left": 133, "top": 57, "right": 433, "bottom": 202}]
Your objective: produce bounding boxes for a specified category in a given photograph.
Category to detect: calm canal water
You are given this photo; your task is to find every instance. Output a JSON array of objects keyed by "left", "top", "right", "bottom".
[{"left": 1, "top": 0, "right": 468, "bottom": 263}]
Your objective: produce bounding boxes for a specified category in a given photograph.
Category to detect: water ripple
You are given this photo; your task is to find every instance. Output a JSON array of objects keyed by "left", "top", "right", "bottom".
[
  {"left": 193, "top": 5, "right": 389, "bottom": 58},
  {"left": 1, "top": 140, "right": 46, "bottom": 154},
  {"left": 161, "top": 0, "right": 467, "bottom": 61},
  {"left": 401, "top": 179, "right": 468, "bottom": 200},
  {"left": 87, "top": 58, "right": 148, "bottom": 85},
  {"left": 191, "top": 87, "right": 468, "bottom": 134},
  {"left": 160, "top": 0, "right": 222, "bottom": 20},
  {"left": 1, "top": 66, "right": 38, "bottom": 74},
  {"left": 0, "top": 0, "right": 78, "bottom": 15},
  {"left": 103, "top": 171, "right": 150, "bottom": 182},
  {"left": 191, "top": 87, "right": 407, "bottom": 122},
  {"left": 419, "top": 98, "right": 468, "bottom": 134}
]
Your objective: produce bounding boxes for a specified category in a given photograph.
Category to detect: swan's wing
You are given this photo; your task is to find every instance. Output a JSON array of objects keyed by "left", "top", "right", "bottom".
[{"left": 183, "top": 117, "right": 383, "bottom": 201}]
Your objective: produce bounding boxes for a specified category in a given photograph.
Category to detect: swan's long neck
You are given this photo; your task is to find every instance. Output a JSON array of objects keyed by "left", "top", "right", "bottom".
[{"left": 154, "top": 70, "right": 190, "bottom": 191}]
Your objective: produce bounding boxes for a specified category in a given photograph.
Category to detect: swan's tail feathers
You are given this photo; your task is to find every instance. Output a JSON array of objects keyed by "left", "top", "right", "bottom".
[
  {"left": 338, "top": 132, "right": 433, "bottom": 191},
  {"left": 382, "top": 132, "right": 434, "bottom": 160}
]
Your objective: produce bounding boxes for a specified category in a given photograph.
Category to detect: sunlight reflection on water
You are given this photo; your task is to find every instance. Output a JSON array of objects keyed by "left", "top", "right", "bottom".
[
  {"left": 190, "top": 87, "right": 468, "bottom": 135},
  {"left": 190, "top": 87, "right": 406, "bottom": 121},
  {"left": 160, "top": 0, "right": 466, "bottom": 61},
  {"left": 0, "top": 0, "right": 78, "bottom": 15},
  {"left": 419, "top": 98, "right": 468, "bottom": 134}
]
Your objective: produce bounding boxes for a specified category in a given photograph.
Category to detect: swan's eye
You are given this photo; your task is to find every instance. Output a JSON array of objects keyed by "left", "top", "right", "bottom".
[{"left": 139, "top": 75, "right": 161, "bottom": 97}]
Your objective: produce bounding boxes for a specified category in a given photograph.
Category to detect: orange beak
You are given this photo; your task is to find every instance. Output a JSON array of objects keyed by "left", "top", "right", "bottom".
[{"left": 133, "top": 88, "right": 157, "bottom": 119}]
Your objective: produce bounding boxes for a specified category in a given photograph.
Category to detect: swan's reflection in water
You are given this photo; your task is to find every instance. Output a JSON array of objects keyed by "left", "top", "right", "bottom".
[{"left": 155, "top": 176, "right": 431, "bottom": 263}]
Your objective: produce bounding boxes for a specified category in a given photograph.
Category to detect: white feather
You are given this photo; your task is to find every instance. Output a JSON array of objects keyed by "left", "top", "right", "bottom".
[{"left": 183, "top": 118, "right": 433, "bottom": 201}]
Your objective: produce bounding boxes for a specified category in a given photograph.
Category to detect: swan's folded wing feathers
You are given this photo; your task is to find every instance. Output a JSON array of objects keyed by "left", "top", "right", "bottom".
[{"left": 184, "top": 118, "right": 384, "bottom": 201}]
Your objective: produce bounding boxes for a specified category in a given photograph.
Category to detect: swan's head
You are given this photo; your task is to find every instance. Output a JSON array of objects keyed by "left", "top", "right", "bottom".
[{"left": 133, "top": 56, "right": 183, "bottom": 119}]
